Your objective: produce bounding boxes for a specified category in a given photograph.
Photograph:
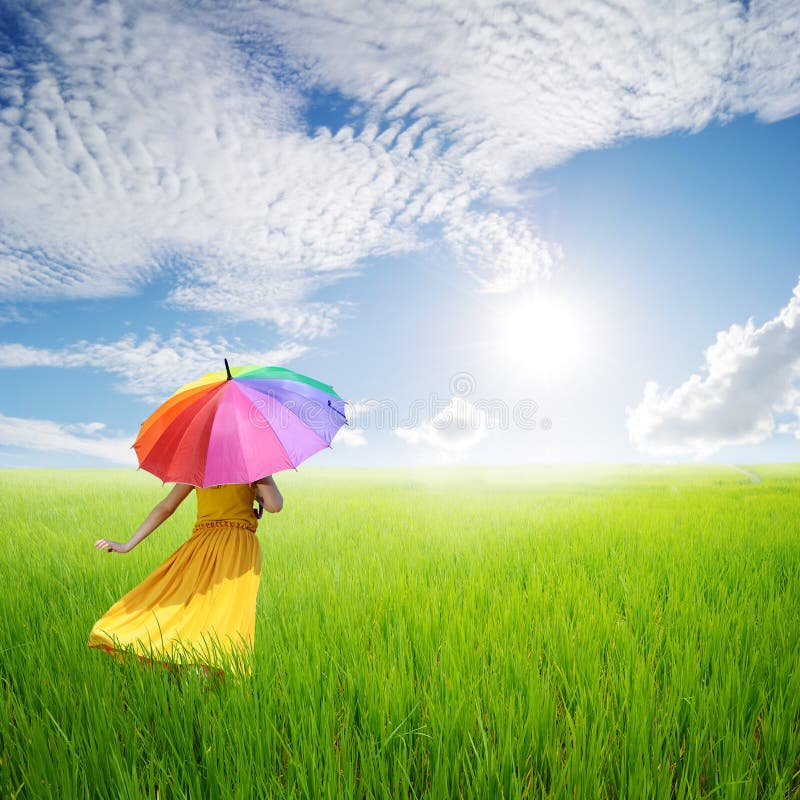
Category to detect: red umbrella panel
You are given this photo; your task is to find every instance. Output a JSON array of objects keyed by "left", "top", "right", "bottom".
[{"left": 133, "top": 361, "right": 348, "bottom": 487}]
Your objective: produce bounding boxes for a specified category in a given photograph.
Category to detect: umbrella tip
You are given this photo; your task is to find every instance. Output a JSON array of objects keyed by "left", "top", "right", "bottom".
[{"left": 224, "top": 358, "right": 232, "bottom": 381}]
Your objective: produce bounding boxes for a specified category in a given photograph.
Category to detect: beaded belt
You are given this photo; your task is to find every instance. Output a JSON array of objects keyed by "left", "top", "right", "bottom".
[{"left": 191, "top": 519, "right": 258, "bottom": 534}]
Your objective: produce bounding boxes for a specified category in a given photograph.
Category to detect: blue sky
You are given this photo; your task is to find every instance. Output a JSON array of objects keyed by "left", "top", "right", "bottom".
[{"left": 1, "top": 1, "right": 799, "bottom": 471}]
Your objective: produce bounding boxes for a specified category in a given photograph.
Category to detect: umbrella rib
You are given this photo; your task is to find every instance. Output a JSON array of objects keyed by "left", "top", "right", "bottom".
[
  {"left": 328, "top": 400, "right": 347, "bottom": 421},
  {"left": 230, "top": 382, "right": 297, "bottom": 479},
  {"left": 134, "top": 364, "right": 345, "bottom": 485},
  {"left": 169, "top": 391, "right": 223, "bottom": 485},
  {"left": 237, "top": 380, "right": 343, "bottom": 448}
]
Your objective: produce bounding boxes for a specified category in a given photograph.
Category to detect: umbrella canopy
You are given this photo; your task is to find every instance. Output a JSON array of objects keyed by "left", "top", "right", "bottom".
[{"left": 132, "top": 360, "right": 348, "bottom": 487}]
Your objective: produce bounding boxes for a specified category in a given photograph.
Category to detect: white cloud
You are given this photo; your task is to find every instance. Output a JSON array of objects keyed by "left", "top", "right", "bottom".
[
  {"left": 253, "top": 0, "right": 800, "bottom": 183},
  {"left": 444, "top": 210, "right": 561, "bottom": 294},
  {"left": 333, "top": 425, "right": 367, "bottom": 447},
  {"left": 394, "top": 395, "right": 489, "bottom": 461},
  {"left": 0, "top": 329, "right": 310, "bottom": 404},
  {"left": 0, "top": 411, "right": 137, "bottom": 465},
  {"left": 344, "top": 399, "right": 382, "bottom": 422},
  {"left": 0, "top": 0, "right": 470, "bottom": 332},
  {"left": 0, "top": 0, "right": 798, "bottom": 331},
  {"left": 0, "top": 304, "right": 29, "bottom": 325},
  {"left": 627, "top": 278, "right": 800, "bottom": 457},
  {"left": 343, "top": 398, "right": 405, "bottom": 428},
  {"left": 64, "top": 421, "right": 107, "bottom": 435}
]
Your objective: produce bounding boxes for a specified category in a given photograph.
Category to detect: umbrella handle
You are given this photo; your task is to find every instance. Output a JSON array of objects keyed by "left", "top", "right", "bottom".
[{"left": 254, "top": 500, "right": 264, "bottom": 519}]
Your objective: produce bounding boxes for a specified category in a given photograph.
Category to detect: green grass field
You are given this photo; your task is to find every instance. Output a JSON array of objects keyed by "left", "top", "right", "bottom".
[{"left": 1, "top": 464, "right": 799, "bottom": 798}]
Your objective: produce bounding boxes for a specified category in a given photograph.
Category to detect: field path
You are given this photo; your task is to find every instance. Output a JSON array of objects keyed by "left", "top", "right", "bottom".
[{"left": 730, "top": 465, "right": 762, "bottom": 484}]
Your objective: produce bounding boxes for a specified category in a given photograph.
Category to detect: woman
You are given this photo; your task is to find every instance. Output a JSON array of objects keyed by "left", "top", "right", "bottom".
[{"left": 87, "top": 476, "right": 283, "bottom": 679}]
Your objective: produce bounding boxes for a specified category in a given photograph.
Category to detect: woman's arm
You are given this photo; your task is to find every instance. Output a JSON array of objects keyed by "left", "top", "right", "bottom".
[
  {"left": 94, "top": 483, "right": 195, "bottom": 554},
  {"left": 253, "top": 475, "right": 283, "bottom": 513}
]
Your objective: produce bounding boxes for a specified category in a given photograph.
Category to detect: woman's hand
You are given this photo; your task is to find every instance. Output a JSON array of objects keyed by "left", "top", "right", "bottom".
[{"left": 94, "top": 538, "right": 131, "bottom": 554}]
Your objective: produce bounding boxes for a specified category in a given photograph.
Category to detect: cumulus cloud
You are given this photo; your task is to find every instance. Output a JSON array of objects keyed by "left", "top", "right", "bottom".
[
  {"left": 0, "top": 329, "right": 311, "bottom": 404},
  {"left": 332, "top": 425, "right": 367, "bottom": 447},
  {"left": 342, "top": 398, "right": 405, "bottom": 432},
  {"left": 0, "top": 411, "right": 136, "bottom": 464},
  {"left": 626, "top": 278, "right": 800, "bottom": 457},
  {"left": 394, "top": 395, "right": 490, "bottom": 461},
  {"left": 343, "top": 399, "right": 381, "bottom": 422}
]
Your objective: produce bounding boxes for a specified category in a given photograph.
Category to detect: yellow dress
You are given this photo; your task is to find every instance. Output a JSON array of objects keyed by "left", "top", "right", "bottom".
[{"left": 87, "top": 483, "right": 262, "bottom": 677}]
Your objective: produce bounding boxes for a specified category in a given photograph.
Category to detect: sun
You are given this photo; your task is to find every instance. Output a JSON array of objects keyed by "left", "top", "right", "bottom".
[{"left": 495, "top": 290, "right": 583, "bottom": 377}]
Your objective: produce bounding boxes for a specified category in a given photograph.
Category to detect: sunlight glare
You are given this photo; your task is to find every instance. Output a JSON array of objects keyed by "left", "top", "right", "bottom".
[{"left": 496, "top": 291, "right": 584, "bottom": 376}]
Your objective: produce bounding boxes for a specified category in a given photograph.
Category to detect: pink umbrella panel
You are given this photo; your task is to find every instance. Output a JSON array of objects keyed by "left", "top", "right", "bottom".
[{"left": 132, "top": 364, "right": 348, "bottom": 487}]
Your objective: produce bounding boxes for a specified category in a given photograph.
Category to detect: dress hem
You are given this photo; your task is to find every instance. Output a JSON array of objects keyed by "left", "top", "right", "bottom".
[{"left": 87, "top": 640, "right": 251, "bottom": 679}]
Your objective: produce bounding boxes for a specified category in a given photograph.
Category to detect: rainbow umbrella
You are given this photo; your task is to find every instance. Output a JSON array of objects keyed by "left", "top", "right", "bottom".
[{"left": 132, "top": 360, "right": 348, "bottom": 487}]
